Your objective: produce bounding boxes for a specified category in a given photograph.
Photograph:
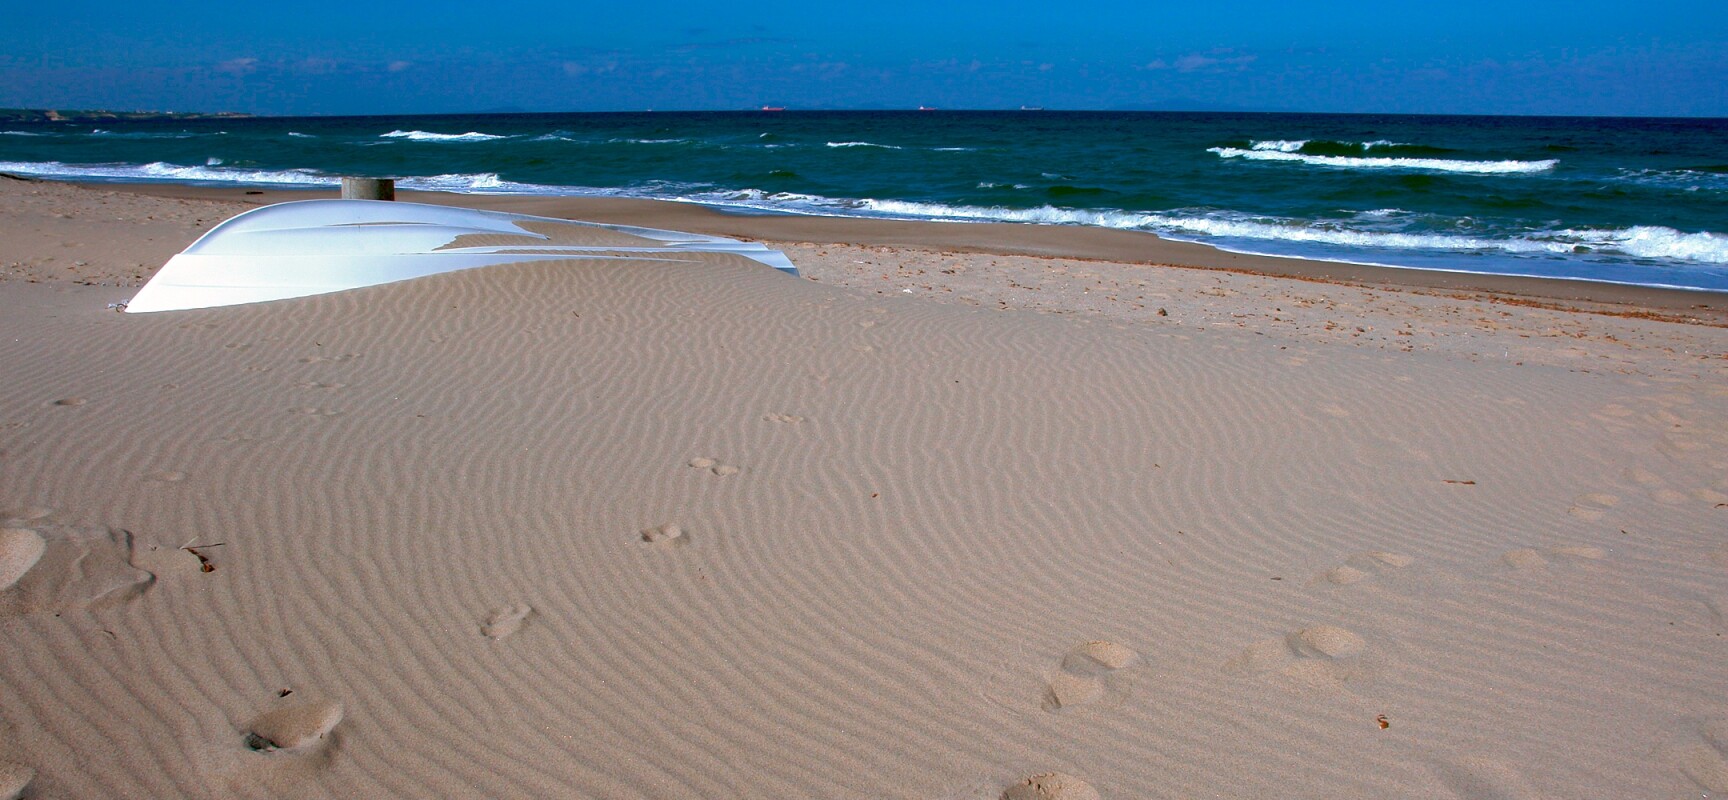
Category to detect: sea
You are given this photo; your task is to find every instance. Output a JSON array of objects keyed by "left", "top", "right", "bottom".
[{"left": 4, "top": 111, "right": 1726, "bottom": 292}]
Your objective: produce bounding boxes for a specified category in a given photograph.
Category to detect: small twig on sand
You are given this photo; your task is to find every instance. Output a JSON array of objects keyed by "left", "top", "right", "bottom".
[{"left": 182, "top": 542, "right": 227, "bottom": 572}]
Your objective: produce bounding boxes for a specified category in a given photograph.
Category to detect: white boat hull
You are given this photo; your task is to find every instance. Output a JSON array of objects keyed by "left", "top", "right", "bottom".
[{"left": 126, "top": 199, "right": 797, "bottom": 313}]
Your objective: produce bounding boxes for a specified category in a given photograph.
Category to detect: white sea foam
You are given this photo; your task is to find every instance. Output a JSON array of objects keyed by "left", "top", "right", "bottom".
[
  {"left": 1562, "top": 226, "right": 1728, "bottom": 263},
  {"left": 826, "top": 141, "right": 902, "bottom": 149},
  {"left": 780, "top": 195, "right": 1728, "bottom": 265},
  {"left": 396, "top": 172, "right": 554, "bottom": 193},
  {"left": 2, "top": 130, "right": 46, "bottom": 136},
  {"left": 379, "top": 129, "right": 507, "bottom": 142},
  {"left": 0, "top": 158, "right": 598, "bottom": 196},
  {"left": 1210, "top": 146, "right": 1557, "bottom": 174},
  {"left": 859, "top": 198, "right": 1155, "bottom": 228},
  {"left": 87, "top": 129, "right": 203, "bottom": 139},
  {"left": 1158, "top": 216, "right": 1727, "bottom": 263},
  {"left": 689, "top": 187, "right": 837, "bottom": 208},
  {"left": 1615, "top": 167, "right": 1728, "bottom": 192},
  {"left": 0, "top": 160, "right": 337, "bottom": 186},
  {"left": 1148, "top": 212, "right": 1552, "bottom": 253},
  {"left": 287, "top": 131, "right": 315, "bottom": 138},
  {"left": 1249, "top": 139, "right": 1409, "bottom": 152},
  {"left": 206, "top": 157, "right": 224, "bottom": 166}
]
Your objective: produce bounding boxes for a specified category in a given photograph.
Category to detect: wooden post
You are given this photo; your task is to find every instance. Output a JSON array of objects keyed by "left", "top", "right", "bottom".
[{"left": 340, "top": 177, "right": 395, "bottom": 201}]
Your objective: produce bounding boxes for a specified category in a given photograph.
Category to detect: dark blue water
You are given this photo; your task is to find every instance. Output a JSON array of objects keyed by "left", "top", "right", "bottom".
[{"left": 4, "top": 111, "right": 1725, "bottom": 290}]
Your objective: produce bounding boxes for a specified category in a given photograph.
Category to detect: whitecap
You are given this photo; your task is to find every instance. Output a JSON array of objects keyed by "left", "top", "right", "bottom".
[
  {"left": 1613, "top": 167, "right": 1728, "bottom": 192},
  {"left": 1550, "top": 225, "right": 1728, "bottom": 263},
  {"left": 0, "top": 159, "right": 335, "bottom": 186},
  {"left": 379, "top": 129, "right": 507, "bottom": 142},
  {"left": 1210, "top": 147, "right": 1557, "bottom": 174}
]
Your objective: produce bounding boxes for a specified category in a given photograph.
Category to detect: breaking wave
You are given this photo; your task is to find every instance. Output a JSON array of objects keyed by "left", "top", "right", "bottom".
[
  {"left": 733, "top": 195, "right": 1727, "bottom": 264},
  {"left": 1614, "top": 167, "right": 1728, "bottom": 192},
  {"left": 0, "top": 159, "right": 337, "bottom": 186},
  {"left": 1210, "top": 145, "right": 1557, "bottom": 174},
  {"left": 379, "top": 129, "right": 508, "bottom": 142},
  {"left": 826, "top": 141, "right": 903, "bottom": 149}
]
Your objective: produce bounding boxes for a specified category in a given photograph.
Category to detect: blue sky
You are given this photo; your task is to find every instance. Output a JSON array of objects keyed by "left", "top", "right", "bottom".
[{"left": 6, "top": 1, "right": 1725, "bottom": 116}]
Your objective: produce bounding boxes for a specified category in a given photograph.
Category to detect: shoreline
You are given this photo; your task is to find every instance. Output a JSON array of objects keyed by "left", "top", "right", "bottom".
[{"left": 56, "top": 177, "right": 1728, "bottom": 324}]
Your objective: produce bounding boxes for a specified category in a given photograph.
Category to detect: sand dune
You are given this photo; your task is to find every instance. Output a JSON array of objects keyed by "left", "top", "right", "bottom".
[{"left": 2, "top": 179, "right": 1726, "bottom": 798}]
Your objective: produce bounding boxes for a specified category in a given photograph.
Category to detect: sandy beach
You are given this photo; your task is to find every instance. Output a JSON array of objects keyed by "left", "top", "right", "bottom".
[{"left": 3, "top": 176, "right": 1727, "bottom": 799}]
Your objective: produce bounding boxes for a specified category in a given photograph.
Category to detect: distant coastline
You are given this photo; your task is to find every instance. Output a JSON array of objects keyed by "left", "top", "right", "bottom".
[{"left": 1, "top": 108, "right": 253, "bottom": 123}]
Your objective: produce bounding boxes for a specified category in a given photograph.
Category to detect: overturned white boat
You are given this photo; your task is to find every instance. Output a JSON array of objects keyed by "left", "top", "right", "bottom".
[{"left": 126, "top": 199, "right": 798, "bottom": 313}]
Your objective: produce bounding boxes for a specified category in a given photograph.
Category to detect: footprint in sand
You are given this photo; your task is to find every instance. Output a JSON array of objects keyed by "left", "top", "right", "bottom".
[
  {"left": 288, "top": 407, "right": 342, "bottom": 418},
  {"left": 1624, "top": 466, "right": 1664, "bottom": 488},
  {"left": 1651, "top": 487, "right": 1692, "bottom": 504},
  {"left": 1678, "top": 717, "right": 1728, "bottom": 792},
  {"left": 0, "top": 523, "right": 154, "bottom": 617},
  {"left": 1228, "top": 625, "right": 1369, "bottom": 688},
  {"left": 1043, "top": 640, "right": 1139, "bottom": 713},
  {"left": 481, "top": 604, "right": 533, "bottom": 640},
  {"left": 1693, "top": 487, "right": 1728, "bottom": 505},
  {"left": 640, "top": 523, "right": 688, "bottom": 546},
  {"left": 49, "top": 396, "right": 87, "bottom": 407},
  {"left": 0, "top": 760, "right": 35, "bottom": 800},
  {"left": 1702, "top": 596, "right": 1728, "bottom": 630},
  {"left": 1002, "top": 772, "right": 1099, "bottom": 800},
  {"left": 687, "top": 457, "right": 741, "bottom": 477},
  {"left": 1502, "top": 545, "right": 1606, "bottom": 570},
  {"left": 1314, "top": 551, "right": 1414, "bottom": 586},
  {"left": 1502, "top": 548, "right": 1548, "bottom": 569},
  {"left": 1567, "top": 493, "right": 1619, "bottom": 521},
  {"left": 1427, "top": 756, "right": 1541, "bottom": 800},
  {"left": 243, "top": 698, "right": 344, "bottom": 755},
  {"left": 293, "top": 381, "right": 348, "bottom": 391},
  {"left": 0, "top": 528, "right": 47, "bottom": 591},
  {"left": 762, "top": 413, "right": 805, "bottom": 424}
]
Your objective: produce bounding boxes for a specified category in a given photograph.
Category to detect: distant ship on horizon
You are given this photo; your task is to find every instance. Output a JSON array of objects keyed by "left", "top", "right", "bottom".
[{"left": 760, "top": 106, "right": 786, "bottom": 112}]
